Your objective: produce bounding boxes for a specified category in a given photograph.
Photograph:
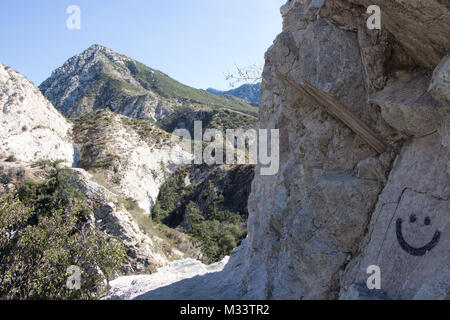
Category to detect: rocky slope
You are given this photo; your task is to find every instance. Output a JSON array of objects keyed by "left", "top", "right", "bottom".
[
  {"left": 0, "top": 63, "right": 76, "bottom": 166},
  {"left": 109, "top": 0, "right": 449, "bottom": 300},
  {"left": 71, "top": 109, "right": 192, "bottom": 213},
  {"left": 0, "top": 63, "right": 199, "bottom": 276},
  {"left": 40, "top": 45, "right": 258, "bottom": 120},
  {"left": 0, "top": 160, "right": 198, "bottom": 275},
  {"left": 158, "top": 105, "right": 257, "bottom": 136},
  {"left": 70, "top": 168, "right": 188, "bottom": 274},
  {"left": 207, "top": 83, "right": 261, "bottom": 106}
]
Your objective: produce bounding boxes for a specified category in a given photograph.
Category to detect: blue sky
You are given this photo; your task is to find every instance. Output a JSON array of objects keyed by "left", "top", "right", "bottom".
[{"left": 0, "top": 0, "right": 284, "bottom": 90}]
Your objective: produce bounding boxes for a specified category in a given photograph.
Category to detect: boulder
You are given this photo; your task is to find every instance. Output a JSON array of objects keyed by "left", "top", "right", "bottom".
[{"left": 370, "top": 72, "right": 445, "bottom": 137}]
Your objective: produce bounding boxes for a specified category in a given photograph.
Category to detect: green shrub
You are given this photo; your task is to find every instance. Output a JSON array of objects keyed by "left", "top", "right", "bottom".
[
  {"left": 188, "top": 212, "right": 245, "bottom": 261},
  {"left": 0, "top": 167, "right": 126, "bottom": 300},
  {"left": 152, "top": 168, "right": 247, "bottom": 261},
  {"left": 17, "top": 167, "right": 91, "bottom": 220},
  {"left": 185, "top": 201, "right": 204, "bottom": 228},
  {"left": 121, "top": 197, "right": 142, "bottom": 214},
  {"left": 5, "top": 155, "right": 16, "bottom": 162},
  {"left": 151, "top": 170, "right": 193, "bottom": 225}
]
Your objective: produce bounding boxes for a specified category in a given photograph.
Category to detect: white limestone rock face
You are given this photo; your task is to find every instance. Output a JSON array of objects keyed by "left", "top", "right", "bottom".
[
  {"left": 113, "top": 141, "right": 192, "bottom": 213},
  {"left": 72, "top": 110, "right": 192, "bottom": 213},
  {"left": 0, "top": 63, "right": 75, "bottom": 165},
  {"left": 118, "top": 144, "right": 192, "bottom": 212}
]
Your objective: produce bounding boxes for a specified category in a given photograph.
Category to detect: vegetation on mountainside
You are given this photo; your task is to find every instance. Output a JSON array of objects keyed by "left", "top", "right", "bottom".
[
  {"left": 152, "top": 165, "right": 253, "bottom": 262},
  {"left": 158, "top": 106, "right": 257, "bottom": 137},
  {"left": 132, "top": 61, "right": 259, "bottom": 116},
  {"left": 0, "top": 162, "right": 125, "bottom": 300},
  {"left": 68, "top": 55, "right": 258, "bottom": 118},
  {"left": 72, "top": 109, "right": 170, "bottom": 177},
  {"left": 118, "top": 197, "right": 202, "bottom": 262},
  {"left": 72, "top": 111, "right": 120, "bottom": 171},
  {"left": 120, "top": 116, "right": 172, "bottom": 146}
]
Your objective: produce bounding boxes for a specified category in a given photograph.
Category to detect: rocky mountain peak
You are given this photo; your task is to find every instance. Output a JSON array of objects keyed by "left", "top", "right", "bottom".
[
  {"left": 39, "top": 44, "right": 152, "bottom": 118},
  {"left": 39, "top": 45, "right": 257, "bottom": 120},
  {"left": 86, "top": 43, "right": 108, "bottom": 52},
  {"left": 80, "top": 44, "right": 132, "bottom": 66}
]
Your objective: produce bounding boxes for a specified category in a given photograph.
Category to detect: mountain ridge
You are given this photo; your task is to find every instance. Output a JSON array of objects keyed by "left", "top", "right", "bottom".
[
  {"left": 207, "top": 83, "right": 261, "bottom": 106},
  {"left": 40, "top": 44, "right": 258, "bottom": 119}
]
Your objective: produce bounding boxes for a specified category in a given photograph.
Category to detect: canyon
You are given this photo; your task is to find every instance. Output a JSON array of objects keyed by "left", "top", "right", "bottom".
[{"left": 0, "top": 0, "right": 448, "bottom": 300}]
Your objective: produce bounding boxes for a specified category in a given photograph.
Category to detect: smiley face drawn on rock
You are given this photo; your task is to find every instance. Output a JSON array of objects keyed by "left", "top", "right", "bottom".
[{"left": 396, "top": 214, "right": 441, "bottom": 256}]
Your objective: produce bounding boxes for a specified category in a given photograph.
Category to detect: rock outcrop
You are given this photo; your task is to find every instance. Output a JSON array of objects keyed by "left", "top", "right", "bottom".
[
  {"left": 72, "top": 109, "right": 192, "bottom": 213},
  {"left": 340, "top": 133, "right": 449, "bottom": 300},
  {"left": 230, "top": 0, "right": 449, "bottom": 300},
  {"left": 0, "top": 63, "right": 76, "bottom": 166},
  {"left": 72, "top": 168, "right": 192, "bottom": 274},
  {"left": 370, "top": 72, "right": 445, "bottom": 138}
]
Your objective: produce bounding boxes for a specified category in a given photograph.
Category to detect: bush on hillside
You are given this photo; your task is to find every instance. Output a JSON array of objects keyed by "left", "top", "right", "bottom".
[
  {"left": 0, "top": 164, "right": 126, "bottom": 300},
  {"left": 152, "top": 169, "right": 247, "bottom": 261}
]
